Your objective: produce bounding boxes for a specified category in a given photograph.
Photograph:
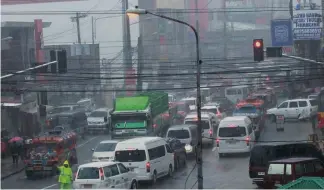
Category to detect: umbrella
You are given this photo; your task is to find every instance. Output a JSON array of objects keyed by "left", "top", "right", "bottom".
[{"left": 8, "top": 137, "right": 23, "bottom": 143}]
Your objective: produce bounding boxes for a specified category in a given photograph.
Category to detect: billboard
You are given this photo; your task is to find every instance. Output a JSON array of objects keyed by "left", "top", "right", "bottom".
[
  {"left": 1, "top": 0, "right": 83, "bottom": 5},
  {"left": 292, "top": 0, "right": 322, "bottom": 40},
  {"left": 271, "top": 19, "right": 293, "bottom": 46}
]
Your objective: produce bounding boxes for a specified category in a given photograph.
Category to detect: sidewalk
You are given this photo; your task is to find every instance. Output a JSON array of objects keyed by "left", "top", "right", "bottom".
[{"left": 1, "top": 156, "right": 25, "bottom": 180}]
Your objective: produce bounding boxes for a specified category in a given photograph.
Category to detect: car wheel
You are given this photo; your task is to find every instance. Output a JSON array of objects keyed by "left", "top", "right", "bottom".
[
  {"left": 130, "top": 180, "right": 137, "bottom": 189},
  {"left": 168, "top": 164, "right": 173, "bottom": 177},
  {"left": 151, "top": 171, "right": 157, "bottom": 185}
]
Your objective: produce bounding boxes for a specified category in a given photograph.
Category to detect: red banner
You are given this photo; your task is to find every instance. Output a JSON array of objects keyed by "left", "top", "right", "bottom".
[
  {"left": 34, "top": 19, "right": 46, "bottom": 83},
  {"left": 188, "top": 0, "right": 208, "bottom": 40}
]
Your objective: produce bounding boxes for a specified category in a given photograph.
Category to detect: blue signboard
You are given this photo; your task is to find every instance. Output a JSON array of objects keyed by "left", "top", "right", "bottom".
[{"left": 271, "top": 19, "right": 293, "bottom": 46}]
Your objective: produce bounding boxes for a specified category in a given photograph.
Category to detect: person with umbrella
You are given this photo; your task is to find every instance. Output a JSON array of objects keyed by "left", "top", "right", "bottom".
[{"left": 9, "top": 137, "right": 23, "bottom": 166}]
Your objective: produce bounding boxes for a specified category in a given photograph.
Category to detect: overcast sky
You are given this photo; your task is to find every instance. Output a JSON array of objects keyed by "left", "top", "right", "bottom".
[{"left": 2, "top": 0, "right": 140, "bottom": 59}]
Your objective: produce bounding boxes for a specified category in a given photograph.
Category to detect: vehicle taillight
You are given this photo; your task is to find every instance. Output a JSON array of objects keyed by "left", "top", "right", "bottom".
[
  {"left": 246, "top": 136, "right": 250, "bottom": 146},
  {"left": 153, "top": 124, "right": 157, "bottom": 128},
  {"left": 146, "top": 162, "right": 151, "bottom": 173},
  {"left": 99, "top": 167, "right": 104, "bottom": 180},
  {"left": 318, "top": 113, "right": 321, "bottom": 122},
  {"left": 216, "top": 138, "right": 220, "bottom": 147},
  {"left": 209, "top": 129, "right": 213, "bottom": 136}
]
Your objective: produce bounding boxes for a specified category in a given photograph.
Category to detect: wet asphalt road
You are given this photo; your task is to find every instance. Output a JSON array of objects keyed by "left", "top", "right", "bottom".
[{"left": 1, "top": 120, "right": 315, "bottom": 189}]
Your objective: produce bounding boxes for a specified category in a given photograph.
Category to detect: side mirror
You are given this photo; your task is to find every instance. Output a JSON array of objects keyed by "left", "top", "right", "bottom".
[{"left": 91, "top": 148, "right": 95, "bottom": 151}]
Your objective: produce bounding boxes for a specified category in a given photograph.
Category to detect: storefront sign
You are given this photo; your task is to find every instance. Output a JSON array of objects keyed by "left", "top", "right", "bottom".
[{"left": 293, "top": 0, "right": 322, "bottom": 40}]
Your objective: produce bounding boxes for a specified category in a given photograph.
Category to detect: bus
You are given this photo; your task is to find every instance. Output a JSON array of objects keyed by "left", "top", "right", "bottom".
[
  {"left": 318, "top": 89, "right": 324, "bottom": 130},
  {"left": 225, "top": 85, "right": 250, "bottom": 104}
]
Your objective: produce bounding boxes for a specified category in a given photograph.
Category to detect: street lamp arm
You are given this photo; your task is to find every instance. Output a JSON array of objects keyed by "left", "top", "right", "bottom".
[{"left": 146, "top": 11, "right": 199, "bottom": 41}]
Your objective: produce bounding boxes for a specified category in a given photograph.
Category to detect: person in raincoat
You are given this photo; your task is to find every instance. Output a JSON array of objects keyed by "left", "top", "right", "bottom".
[{"left": 58, "top": 160, "right": 73, "bottom": 189}]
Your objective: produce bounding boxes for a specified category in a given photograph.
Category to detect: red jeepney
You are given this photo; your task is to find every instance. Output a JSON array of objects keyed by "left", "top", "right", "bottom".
[{"left": 24, "top": 129, "right": 77, "bottom": 179}]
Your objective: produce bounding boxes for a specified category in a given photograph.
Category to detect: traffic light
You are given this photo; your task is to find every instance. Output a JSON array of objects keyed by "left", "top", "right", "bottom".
[
  {"left": 253, "top": 39, "right": 264, "bottom": 62},
  {"left": 57, "top": 50, "right": 67, "bottom": 73},
  {"left": 50, "top": 50, "right": 57, "bottom": 73}
]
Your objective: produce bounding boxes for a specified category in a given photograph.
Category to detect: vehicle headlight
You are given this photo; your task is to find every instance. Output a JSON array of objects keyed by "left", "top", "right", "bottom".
[{"left": 185, "top": 144, "right": 193, "bottom": 152}]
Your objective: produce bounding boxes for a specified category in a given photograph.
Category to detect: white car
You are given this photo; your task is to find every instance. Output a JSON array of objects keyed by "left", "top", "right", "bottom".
[
  {"left": 267, "top": 99, "right": 318, "bottom": 121},
  {"left": 201, "top": 105, "right": 227, "bottom": 121},
  {"left": 88, "top": 108, "right": 111, "bottom": 134},
  {"left": 73, "top": 161, "right": 138, "bottom": 189},
  {"left": 92, "top": 140, "right": 118, "bottom": 162}
]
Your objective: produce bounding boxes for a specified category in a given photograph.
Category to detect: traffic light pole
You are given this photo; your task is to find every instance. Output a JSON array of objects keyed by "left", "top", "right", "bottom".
[{"left": 1, "top": 61, "right": 57, "bottom": 80}]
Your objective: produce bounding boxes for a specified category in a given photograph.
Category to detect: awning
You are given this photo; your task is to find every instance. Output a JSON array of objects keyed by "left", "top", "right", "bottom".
[{"left": 1, "top": 103, "right": 22, "bottom": 107}]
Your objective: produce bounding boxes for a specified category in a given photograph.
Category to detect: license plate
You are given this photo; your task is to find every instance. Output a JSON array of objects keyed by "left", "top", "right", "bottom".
[
  {"left": 258, "top": 172, "right": 265, "bottom": 175},
  {"left": 83, "top": 184, "right": 92, "bottom": 188},
  {"left": 33, "top": 166, "right": 42, "bottom": 170},
  {"left": 226, "top": 140, "right": 237, "bottom": 144}
]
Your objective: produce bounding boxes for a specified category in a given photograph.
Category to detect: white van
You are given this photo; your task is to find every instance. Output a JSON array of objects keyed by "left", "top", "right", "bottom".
[
  {"left": 216, "top": 116, "right": 255, "bottom": 157},
  {"left": 166, "top": 124, "right": 198, "bottom": 154},
  {"left": 184, "top": 112, "right": 217, "bottom": 145},
  {"left": 114, "top": 137, "right": 174, "bottom": 184}
]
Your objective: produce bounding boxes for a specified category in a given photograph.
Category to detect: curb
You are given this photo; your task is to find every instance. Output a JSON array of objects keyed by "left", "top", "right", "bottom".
[{"left": 1, "top": 166, "right": 24, "bottom": 180}]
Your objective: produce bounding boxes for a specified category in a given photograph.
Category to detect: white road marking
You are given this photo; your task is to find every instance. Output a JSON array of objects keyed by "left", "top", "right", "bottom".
[
  {"left": 40, "top": 136, "right": 98, "bottom": 190},
  {"left": 77, "top": 136, "right": 98, "bottom": 148},
  {"left": 212, "top": 147, "right": 217, "bottom": 152},
  {"left": 41, "top": 184, "right": 57, "bottom": 190}
]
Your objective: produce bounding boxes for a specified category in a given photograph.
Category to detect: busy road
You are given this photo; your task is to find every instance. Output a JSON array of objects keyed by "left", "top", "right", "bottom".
[{"left": 1, "top": 119, "right": 315, "bottom": 189}]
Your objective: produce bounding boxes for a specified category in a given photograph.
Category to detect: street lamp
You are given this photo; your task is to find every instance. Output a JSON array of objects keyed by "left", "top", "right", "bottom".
[{"left": 126, "top": 6, "right": 203, "bottom": 189}]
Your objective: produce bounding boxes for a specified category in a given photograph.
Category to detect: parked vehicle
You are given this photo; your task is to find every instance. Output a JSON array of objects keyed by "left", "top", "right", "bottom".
[
  {"left": 267, "top": 99, "right": 318, "bottom": 121},
  {"left": 165, "top": 138, "right": 187, "bottom": 170},
  {"left": 249, "top": 142, "right": 324, "bottom": 188},
  {"left": 114, "top": 137, "right": 174, "bottom": 184},
  {"left": 263, "top": 157, "right": 324, "bottom": 188},
  {"left": 166, "top": 125, "right": 198, "bottom": 155},
  {"left": 73, "top": 161, "right": 138, "bottom": 189},
  {"left": 216, "top": 116, "right": 256, "bottom": 157}
]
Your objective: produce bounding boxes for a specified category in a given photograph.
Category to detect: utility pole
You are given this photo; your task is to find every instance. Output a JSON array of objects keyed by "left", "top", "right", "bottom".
[
  {"left": 195, "top": 1, "right": 203, "bottom": 189},
  {"left": 223, "top": 0, "right": 228, "bottom": 59},
  {"left": 137, "top": 35, "right": 143, "bottom": 92},
  {"left": 71, "top": 12, "right": 87, "bottom": 97},
  {"left": 92, "top": 16, "right": 95, "bottom": 44},
  {"left": 122, "top": 0, "right": 132, "bottom": 95}
]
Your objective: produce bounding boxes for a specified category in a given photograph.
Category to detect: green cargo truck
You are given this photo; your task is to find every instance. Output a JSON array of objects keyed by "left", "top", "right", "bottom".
[{"left": 111, "top": 92, "right": 170, "bottom": 138}]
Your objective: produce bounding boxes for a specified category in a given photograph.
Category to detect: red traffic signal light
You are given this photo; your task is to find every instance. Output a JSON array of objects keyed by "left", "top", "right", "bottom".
[
  {"left": 254, "top": 41, "right": 262, "bottom": 48},
  {"left": 253, "top": 39, "right": 264, "bottom": 62}
]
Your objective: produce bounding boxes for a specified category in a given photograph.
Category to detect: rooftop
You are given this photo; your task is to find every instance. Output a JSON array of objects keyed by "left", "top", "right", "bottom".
[{"left": 1, "top": 21, "right": 51, "bottom": 28}]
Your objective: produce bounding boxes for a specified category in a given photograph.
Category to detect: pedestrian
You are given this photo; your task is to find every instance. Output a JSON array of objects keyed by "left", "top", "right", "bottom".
[
  {"left": 10, "top": 141, "right": 19, "bottom": 166},
  {"left": 58, "top": 160, "right": 73, "bottom": 189}
]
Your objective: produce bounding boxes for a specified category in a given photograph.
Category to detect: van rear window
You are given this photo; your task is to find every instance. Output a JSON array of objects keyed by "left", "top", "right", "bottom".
[
  {"left": 77, "top": 167, "right": 99, "bottom": 179},
  {"left": 167, "top": 130, "right": 190, "bottom": 139},
  {"left": 218, "top": 127, "right": 246, "bottom": 137},
  {"left": 115, "top": 150, "right": 146, "bottom": 162},
  {"left": 310, "top": 100, "right": 317, "bottom": 106},
  {"left": 185, "top": 120, "right": 210, "bottom": 129}
]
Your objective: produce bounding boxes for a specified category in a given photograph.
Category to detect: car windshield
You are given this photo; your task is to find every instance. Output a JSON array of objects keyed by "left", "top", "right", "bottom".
[
  {"left": 218, "top": 127, "right": 247, "bottom": 137},
  {"left": 77, "top": 167, "right": 99, "bottom": 179},
  {"left": 90, "top": 111, "right": 106, "bottom": 117},
  {"left": 49, "top": 107, "right": 70, "bottom": 114},
  {"left": 167, "top": 129, "right": 190, "bottom": 139},
  {"left": 95, "top": 143, "right": 117, "bottom": 152},
  {"left": 115, "top": 150, "right": 146, "bottom": 162},
  {"left": 234, "top": 106, "right": 258, "bottom": 114},
  {"left": 185, "top": 120, "right": 210, "bottom": 129}
]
